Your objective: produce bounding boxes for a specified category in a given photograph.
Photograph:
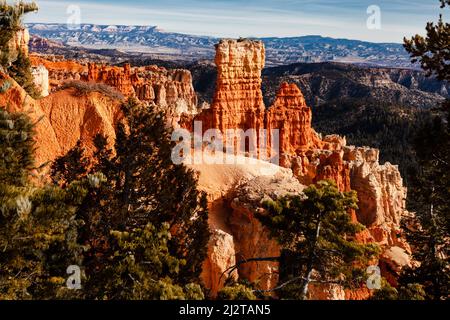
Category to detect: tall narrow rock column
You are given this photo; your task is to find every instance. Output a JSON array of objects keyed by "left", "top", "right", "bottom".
[{"left": 207, "top": 39, "right": 266, "bottom": 152}]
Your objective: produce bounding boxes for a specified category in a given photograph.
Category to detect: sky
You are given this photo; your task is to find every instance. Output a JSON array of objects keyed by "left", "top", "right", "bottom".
[{"left": 23, "top": 0, "right": 446, "bottom": 43}]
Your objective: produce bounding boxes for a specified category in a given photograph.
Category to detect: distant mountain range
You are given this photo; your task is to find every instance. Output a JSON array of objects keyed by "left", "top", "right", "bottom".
[{"left": 26, "top": 23, "right": 414, "bottom": 68}]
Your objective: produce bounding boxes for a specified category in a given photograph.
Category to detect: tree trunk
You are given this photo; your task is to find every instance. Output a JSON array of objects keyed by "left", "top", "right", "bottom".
[{"left": 300, "top": 220, "right": 321, "bottom": 300}]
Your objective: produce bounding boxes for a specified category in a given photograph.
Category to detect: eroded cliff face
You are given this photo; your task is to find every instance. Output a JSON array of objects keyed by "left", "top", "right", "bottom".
[
  {"left": 188, "top": 39, "right": 412, "bottom": 298},
  {"left": 28, "top": 57, "right": 199, "bottom": 127},
  {"left": 266, "top": 82, "right": 321, "bottom": 155},
  {"left": 31, "top": 64, "right": 49, "bottom": 97},
  {"left": 0, "top": 73, "right": 123, "bottom": 167},
  {"left": 186, "top": 151, "right": 304, "bottom": 296}
]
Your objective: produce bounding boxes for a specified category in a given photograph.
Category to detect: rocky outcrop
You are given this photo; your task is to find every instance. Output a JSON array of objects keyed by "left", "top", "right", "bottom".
[
  {"left": 201, "top": 229, "right": 239, "bottom": 297},
  {"left": 344, "top": 146, "right": 411, "bottom": 253},
  {"left": 87, "top": 63, "right": 135, "bottom": 96},
  {"left": 132, "top": 65, "right": 199, "bottom": 127},
  {"left": 0, "top": 73, "right": 60, "bottom": 164},
  {"left": 229, "top": 174, "right": 304, "bottom": 291},
  {"left": 31, "top": 58, "right": 199, "bottom": 126},
  {"left": 266, "top": 82, "right": 322, "bottom": 155},
  {"left": 187, "top": 39, "right": 412, "bottom": 298},
  {"left": 6, "top": 28, "right": 30, "bottom": 63},
  {"left": 0, "top": 73, "right": 123, "bottom": 166},
  {"left": 187, "top": 151, "right": 304, "bottom": 296}
]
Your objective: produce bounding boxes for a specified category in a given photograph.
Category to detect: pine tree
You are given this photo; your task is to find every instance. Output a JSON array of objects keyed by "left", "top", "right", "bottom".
[
  {"left": 401, "top": 0, "right": 450, "bottom": 300},
  {"left": 7, "top": 49, "right": 40, "bottom": 98},
  {"left": 0, "top": 1, "right": 39, "bottom": 97},
  {"left": 404, "top": 1, "right": 450, "bottom": 81},
  {"left": 257, "top": 180, "right": 379, "bottom": 300},
  {"left": 51, "top": 99, "right": 210, "bottom": 299},
  {"left": 0, "top": 108, "right": 87, "bottom": 299}
]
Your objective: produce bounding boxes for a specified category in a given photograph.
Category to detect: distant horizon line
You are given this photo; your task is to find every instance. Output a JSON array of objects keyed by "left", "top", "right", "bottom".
[{"left": 25, "top": 21, "right": 405, "bottom": 45}]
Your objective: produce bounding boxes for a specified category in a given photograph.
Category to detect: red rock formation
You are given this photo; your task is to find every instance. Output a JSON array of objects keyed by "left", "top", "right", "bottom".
[
  {"left": 201, "top": 229, "right": 239, "bottom": 297},
  {"left": 87, "top": 63, "right": 135, "bottom": 96},
  {"left": 0, "top": 73, "right": 123, "bottom": 167},
  {"left": 32, "top": 58, "right": 199, "bottom": 124},
  {"left": 266, "top": 82, "right": 322, "bottom": 155},
  {"left": 203, "top": 39, "right": 266, "bottom": 138},
  {"left": 188, "top": 39, "right": 412, "bottom": 299}
]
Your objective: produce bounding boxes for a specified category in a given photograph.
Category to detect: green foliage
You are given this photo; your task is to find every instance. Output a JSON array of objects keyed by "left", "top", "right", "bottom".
[
  {"left": 92, "top": 222, "right": 203, "bottom": 300},
  {"left": 0, "top": 1, "right": 39, "bottom": 98},
  {"left": 259, "top": 180, "right": 379, "bottom": 299},
  {"left": 371, "top": 280, "right": 399, "bottom": 300},
  {"left": 218, "top": 284, "right": 256, "bottom": 300},
  {"left": 51, "top": 98, "right": 210, "bottom": 299},
  {"left": 0, "top": 1, "right": 38, "bottom": 30},
  {"left": 404, "top": 8, "right": 450, "bottom": 81},
  {"left": 7, "top": 49, "right": 40, "bottom": 98},
  {"left": 372, "top": 280, "right": 426, "bottom": 300},
  {"left": 0, "top": 108, "right": 87, "bottom": 299},
  {"left": 0, "top": 79, "right": 11, "bottom": 92},
  {"left": 0, "top": 109, "right": 35, "bottom": 186}
]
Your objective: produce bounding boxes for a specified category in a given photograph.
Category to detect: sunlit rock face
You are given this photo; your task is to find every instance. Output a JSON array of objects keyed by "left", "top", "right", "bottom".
[{"left": 0, "top": 73, "right": 123, "bottom": 167}]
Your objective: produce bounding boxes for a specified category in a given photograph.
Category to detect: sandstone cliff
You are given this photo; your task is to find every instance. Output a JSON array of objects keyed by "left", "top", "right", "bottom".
[
  {"left": 29, "top": 57, "right": 199, "bottom": 127},
  {"left": 0, "top": 72, "right": 123, "bottom": 166}
]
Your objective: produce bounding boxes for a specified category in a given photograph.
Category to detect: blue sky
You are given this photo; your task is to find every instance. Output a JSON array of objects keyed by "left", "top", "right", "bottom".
[{"left": 24, "top": 0, "right": 446, "bottom": 43}]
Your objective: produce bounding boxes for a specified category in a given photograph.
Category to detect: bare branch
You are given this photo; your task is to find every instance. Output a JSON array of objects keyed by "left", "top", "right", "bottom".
[
  {"left": 219, "top": 256, "right": 280, "bottom": 283},
  {"left": 254, "top": 276, "right": 343, "bottom": 294}
]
